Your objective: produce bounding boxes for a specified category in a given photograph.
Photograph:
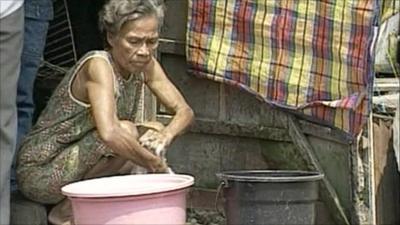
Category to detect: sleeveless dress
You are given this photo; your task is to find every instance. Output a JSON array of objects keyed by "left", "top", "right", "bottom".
[{"left": 16, "top": 50, "right": 143, "bottom": 204}]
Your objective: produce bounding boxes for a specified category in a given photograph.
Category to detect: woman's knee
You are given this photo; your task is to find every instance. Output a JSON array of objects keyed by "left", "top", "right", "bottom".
[{"left": 17, "top": 167, "right": 65, "bottom": 204}]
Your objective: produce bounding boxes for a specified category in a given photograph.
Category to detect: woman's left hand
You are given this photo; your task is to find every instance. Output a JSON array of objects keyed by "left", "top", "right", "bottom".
[
  {"left": 138, "top": 121, "right": 173, "bottom": 157},
  {"left": 139, "top": 129, "right": 172, "bottom": 157}
]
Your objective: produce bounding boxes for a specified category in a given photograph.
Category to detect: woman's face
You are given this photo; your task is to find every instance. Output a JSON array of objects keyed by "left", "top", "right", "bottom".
[{"left": 108, "top": 15, "right": 159, "bottom": 76}]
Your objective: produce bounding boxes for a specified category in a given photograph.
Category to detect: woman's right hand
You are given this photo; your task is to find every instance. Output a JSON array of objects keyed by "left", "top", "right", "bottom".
[{"left": 118, "top": 120, "right": 168, "bottom": 173}]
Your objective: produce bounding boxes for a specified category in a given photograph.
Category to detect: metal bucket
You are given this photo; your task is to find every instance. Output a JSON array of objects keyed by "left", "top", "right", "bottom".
[{"left": 216, "top": 170, "right": 324, "bottom": 225}]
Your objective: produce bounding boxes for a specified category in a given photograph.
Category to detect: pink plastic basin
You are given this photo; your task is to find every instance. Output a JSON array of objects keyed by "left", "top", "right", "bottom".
[{"left": 61, "top": 174, "right": 194, "bottom": 225}]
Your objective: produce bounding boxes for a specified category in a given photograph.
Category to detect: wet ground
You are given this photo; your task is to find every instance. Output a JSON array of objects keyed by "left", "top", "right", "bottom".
[{"left": 187, "top": 208, "right": 225, "bottom": 225}]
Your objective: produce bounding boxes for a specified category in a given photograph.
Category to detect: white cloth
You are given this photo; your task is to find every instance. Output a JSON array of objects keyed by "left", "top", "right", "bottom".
[
  {"left": 394, "top": 96, "right": 399, "bottom": 172},
  {"left": 0, "top": 0, "right": 23, "bottom": 19},
  {"left": 375, "top": 12, "right": 399, "bottom": 73}
]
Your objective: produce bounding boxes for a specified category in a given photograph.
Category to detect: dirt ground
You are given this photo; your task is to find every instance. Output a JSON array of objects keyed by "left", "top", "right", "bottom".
[{"left": 187, "top": 208, "right": 226, "bottom": 225}]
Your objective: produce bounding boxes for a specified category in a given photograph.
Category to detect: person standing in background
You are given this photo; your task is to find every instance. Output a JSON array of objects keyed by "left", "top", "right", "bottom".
[
  {"left": 17, "top": 0, "right": 54, "bottom": 147},
  {"left": 11, "top": 0, "right": 54, "bottom": 191},
  {"left": 0, "top": 0, "right": 25, "bottom": 224}
]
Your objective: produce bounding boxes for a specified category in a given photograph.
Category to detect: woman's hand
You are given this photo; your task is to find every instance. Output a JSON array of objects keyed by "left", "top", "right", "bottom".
[
  {"left": 118, "top": 120, "right": 169, "bottom": 172},
  {"left": 139, "top": 129, "right": 172, "bottom": 157},
  {"left": 137, "top": 121, "right": 172, "bottom": 158}
]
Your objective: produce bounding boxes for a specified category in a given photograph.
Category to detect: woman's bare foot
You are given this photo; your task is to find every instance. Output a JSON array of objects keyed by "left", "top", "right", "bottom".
[{"left": 48, "top": 199, "right": 73, "bottom": 225}]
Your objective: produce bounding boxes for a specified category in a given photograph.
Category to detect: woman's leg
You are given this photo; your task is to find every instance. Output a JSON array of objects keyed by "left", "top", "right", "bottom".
[
  {"left": 48, "top": 156, "right": 134, "bottom": 225},
  {"left": 83, "top": 156, "right": 131, "bottom": 179},
  {"left": 47, "top": 129, "right": 170, "bottom": 224},
  {"left": 48, "top": 198, "right": 72, "bottom": 225}
]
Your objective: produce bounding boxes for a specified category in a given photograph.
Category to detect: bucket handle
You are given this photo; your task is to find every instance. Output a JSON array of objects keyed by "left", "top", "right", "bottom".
[{"left": 215, "top": 180, "right": 226, "bottom": 218}]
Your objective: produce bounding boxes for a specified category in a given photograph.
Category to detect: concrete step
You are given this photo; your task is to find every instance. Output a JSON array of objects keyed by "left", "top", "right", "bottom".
[{"left": 10, "top": 191, "right": 48, "bottom": 225}]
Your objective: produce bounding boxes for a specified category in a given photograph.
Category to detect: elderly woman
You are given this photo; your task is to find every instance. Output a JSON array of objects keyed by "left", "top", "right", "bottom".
[{"left": 16, "top": 0, "right": 194, "bottom": 223}]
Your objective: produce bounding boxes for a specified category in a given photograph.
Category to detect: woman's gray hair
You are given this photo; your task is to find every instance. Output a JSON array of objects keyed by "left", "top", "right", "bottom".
[{"left": 99, "top": 0, "right": 165, "bottom": 36}]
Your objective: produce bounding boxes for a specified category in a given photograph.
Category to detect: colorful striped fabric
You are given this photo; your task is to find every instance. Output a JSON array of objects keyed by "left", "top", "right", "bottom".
[{"left": 186, "top": 0, "right": 378, "bottom": 136}]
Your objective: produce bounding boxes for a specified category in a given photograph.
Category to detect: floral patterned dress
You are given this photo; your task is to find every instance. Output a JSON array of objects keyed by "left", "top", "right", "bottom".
[{"left": 17, "top": 50, "right": 143, "bottom": 204}]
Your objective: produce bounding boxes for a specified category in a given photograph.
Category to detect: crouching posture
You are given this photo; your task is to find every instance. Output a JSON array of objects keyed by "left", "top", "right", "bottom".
[{"left": 16, "top": 0, "right": 194, "bottom": 223}]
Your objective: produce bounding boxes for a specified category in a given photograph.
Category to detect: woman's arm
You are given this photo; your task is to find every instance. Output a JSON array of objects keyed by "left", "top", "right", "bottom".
[
  {"left": 81, "top": 57, "right": 166, "bottom": 172},
  {"left": 140, "top": 57, "right": 194, "bottom": 151}
]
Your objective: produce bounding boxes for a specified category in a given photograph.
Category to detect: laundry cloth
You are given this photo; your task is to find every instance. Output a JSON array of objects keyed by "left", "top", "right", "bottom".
[{"left": 186, "top": 0, "right": 379, "bottom": 136}]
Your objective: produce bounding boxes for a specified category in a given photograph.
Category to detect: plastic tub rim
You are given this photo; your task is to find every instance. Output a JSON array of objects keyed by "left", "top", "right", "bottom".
[
  {"left": 217, "top": 170, "right": 324, "bottom": 183},
  {"left": 61, "top": 174, "right": 194, "bottom": 198}
]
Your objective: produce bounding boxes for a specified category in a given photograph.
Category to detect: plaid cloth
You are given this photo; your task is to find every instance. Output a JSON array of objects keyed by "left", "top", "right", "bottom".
[{"left": 186, "top": 0, "right": 378, "bottom": 136}]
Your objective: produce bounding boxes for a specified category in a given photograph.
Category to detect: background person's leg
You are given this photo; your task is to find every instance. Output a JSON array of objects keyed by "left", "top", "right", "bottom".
[
  {"left": 17, "top": 18, "right": 50, "bottom": 146},
  {"left": 0, "top": 6, "right": 24, "bottom": 224},
  {"left": 11, "top": 15, "right": 51, "bottom": 192}
]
